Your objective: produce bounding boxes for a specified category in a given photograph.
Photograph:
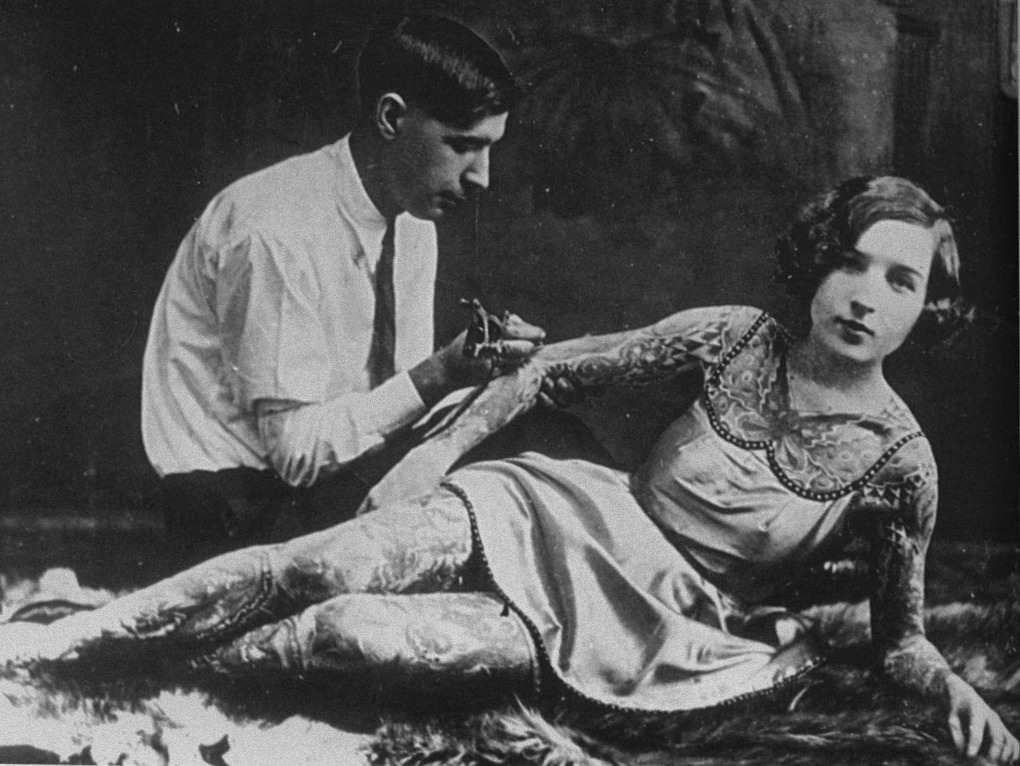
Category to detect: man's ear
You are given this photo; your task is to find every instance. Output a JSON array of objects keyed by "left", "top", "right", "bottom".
[{"left": 375, "top": 93, "right": 407, "bottom": 141}]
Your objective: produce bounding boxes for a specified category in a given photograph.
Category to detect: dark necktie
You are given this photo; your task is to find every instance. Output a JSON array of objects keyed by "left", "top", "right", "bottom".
[{"left": 368, "top": 220, "right": 396, "bottom": 388}]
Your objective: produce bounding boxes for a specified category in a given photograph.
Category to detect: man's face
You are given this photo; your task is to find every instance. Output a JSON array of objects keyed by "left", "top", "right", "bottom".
[{"left": 385, "top": 106, "right": 508, "bottom": 220}]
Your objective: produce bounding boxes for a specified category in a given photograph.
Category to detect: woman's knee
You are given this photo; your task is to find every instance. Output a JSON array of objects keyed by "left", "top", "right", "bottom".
[{"left": 275, "top": 489, "right": 475, "bottom": 598}]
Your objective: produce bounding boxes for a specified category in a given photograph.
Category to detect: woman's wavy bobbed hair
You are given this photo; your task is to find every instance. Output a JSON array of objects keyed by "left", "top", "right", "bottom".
[{"left": 774, "top": 176, "right": 971, "bottom": 345}]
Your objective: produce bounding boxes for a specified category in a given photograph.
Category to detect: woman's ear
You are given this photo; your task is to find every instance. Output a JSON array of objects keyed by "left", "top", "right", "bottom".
[{"left": 375, "top": 93, "right": 407, "bottom": 141}]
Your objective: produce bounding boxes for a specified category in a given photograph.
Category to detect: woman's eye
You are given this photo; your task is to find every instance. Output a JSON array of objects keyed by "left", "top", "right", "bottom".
[{"left": 890, "top": 273, "right": 917, "bottom": 292}]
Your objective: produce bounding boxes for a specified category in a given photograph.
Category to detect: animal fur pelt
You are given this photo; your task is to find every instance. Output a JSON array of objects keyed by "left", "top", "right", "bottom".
[
  {"left": 0, "top": 549, "right": 1017, "bottom": 766},
  {"left": 368, "top": 600, "right": 1020, "bottom": 766}
]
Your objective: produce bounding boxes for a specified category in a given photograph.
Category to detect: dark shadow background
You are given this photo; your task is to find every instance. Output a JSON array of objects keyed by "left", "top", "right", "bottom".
[{"left": 0, "top": 0, "right": 1016, "bottom": 546}]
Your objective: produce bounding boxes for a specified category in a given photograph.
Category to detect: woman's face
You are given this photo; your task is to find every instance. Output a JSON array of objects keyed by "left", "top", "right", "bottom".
[{"left": 808, "top": 219, "right": 935, "bottom": 368}]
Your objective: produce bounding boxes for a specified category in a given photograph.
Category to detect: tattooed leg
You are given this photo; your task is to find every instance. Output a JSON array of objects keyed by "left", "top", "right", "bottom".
[
  {"left": 273, "top": 486, "right": 474, "bottom": 604},
  {"left": 1, "top": 488, "right": 474, "bottom": 668},
  {"left": 189, "top": 592, "right": 536, "bottom": 701}
]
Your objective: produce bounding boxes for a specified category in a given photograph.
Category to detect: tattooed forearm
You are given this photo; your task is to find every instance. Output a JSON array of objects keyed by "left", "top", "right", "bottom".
[
  {"left": 534, "top": 306, "right": 736, "bottom": 389},
  {"left": 871, "top": 518, "right": 926, "bottom": 644},
  {"left": 882, "top": 634, "right": 952, "bottom": 697},
  {"left": 545, "top": 333, "right": 703, "bottom": 390},
  {"left": 429, "top": 308, "right": 736, "bottom": 460},
  {"left": 870, "top": 510, "right": 952, "bottom": 698}
]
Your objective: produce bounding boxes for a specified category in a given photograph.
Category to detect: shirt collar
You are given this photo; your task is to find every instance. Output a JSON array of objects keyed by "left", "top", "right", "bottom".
[{"left": 332, "top": 134, "right": 390, "bottom": 267}]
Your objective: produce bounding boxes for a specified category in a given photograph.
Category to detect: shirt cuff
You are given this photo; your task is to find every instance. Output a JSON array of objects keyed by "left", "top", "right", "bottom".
[{"left": 364, "top": 371, "right": 427, "bottom": 436}]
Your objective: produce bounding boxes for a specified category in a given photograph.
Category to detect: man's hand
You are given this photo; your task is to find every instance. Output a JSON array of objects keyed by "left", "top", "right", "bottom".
[
  {"left": 450, "top": 310, "right": 546, "bottom": 383},
  {"left": 410, "top": 310, "right": 545, "bottom": 406},
  {"left": 945, "top": 674, "right": 1019, "bottom": 764}
]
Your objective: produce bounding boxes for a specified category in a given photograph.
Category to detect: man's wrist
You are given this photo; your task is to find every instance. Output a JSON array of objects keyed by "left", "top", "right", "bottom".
[{"left": 409, "top": 352, "right": 455, "bottom": 408}]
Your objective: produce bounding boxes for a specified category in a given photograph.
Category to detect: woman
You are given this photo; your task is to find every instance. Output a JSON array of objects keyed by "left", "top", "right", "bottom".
[{"left": 3, "top": 177, "right": 1017, "bottom": 763}]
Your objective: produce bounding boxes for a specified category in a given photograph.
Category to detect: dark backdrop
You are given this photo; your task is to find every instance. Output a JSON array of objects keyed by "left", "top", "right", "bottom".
[{"left": 1, "top": 0, "right": 1016, "bottom": 540}]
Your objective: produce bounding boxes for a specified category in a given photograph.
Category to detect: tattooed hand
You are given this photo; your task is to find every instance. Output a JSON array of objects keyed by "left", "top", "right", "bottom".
[
  {"left": 945, "top": 674, "right": 1019, "bottom": 764},
  {"left": 538, "top": 365, "right": 586, "bottom": 409}
]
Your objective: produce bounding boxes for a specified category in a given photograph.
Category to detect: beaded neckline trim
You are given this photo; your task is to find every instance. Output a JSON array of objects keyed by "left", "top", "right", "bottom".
[{"left": 703, "top": 312, "right": 923, "bottom": 502}]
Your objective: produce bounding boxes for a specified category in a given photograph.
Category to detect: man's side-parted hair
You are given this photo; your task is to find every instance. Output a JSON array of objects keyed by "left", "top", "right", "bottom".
[
  {"left": 357, "top": 14, "right": 520, "bottom": 128},
  {"left": 774, "top": 175, "right": 971, "bottom": 345}
]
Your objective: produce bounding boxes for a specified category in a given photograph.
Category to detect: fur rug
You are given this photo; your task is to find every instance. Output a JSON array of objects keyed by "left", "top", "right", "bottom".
[{"left": 0, "top": 543, "right": 1017, "bottom": 766}]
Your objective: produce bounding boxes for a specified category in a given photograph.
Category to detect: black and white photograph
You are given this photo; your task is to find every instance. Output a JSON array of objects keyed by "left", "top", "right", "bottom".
[{"left": 1, "top": 1, "right": 1018, "bottom": 764}]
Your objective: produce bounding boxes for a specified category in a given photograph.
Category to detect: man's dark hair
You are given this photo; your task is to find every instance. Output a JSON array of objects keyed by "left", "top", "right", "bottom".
[
  {"left": 357, "top": 14, "right": 520, "bottom": 128},
  {"left": 774, "top": 175, "right": 970, "bottom": 345}
]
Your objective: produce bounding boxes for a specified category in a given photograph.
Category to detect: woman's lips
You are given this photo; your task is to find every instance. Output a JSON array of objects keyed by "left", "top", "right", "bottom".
[{"left": 837, "top": 318, "right": 874, "bottom": 336}]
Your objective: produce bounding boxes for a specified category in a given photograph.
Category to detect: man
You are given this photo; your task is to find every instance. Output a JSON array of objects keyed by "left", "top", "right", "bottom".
[{"left": 142, "top": 15, "right": 550, "bottom": 563}]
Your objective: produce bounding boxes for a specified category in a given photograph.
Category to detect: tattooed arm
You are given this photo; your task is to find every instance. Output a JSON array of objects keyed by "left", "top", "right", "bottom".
[
  {"left": 869, "top": 443, "right": 1018, "bottom": 763},
  {"left": 357, "top": 305, "right": 750, "bottom": 512}
]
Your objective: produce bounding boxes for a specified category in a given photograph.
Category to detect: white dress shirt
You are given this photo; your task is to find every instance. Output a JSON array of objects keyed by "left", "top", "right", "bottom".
[{"left": 142, "top": 136, "right": 437, "bottom": 483}]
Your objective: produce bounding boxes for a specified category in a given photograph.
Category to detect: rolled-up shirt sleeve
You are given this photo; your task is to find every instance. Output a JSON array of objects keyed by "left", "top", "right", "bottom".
[{"left": 256, "top": 373, "right": 425, "bottom": 487}]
